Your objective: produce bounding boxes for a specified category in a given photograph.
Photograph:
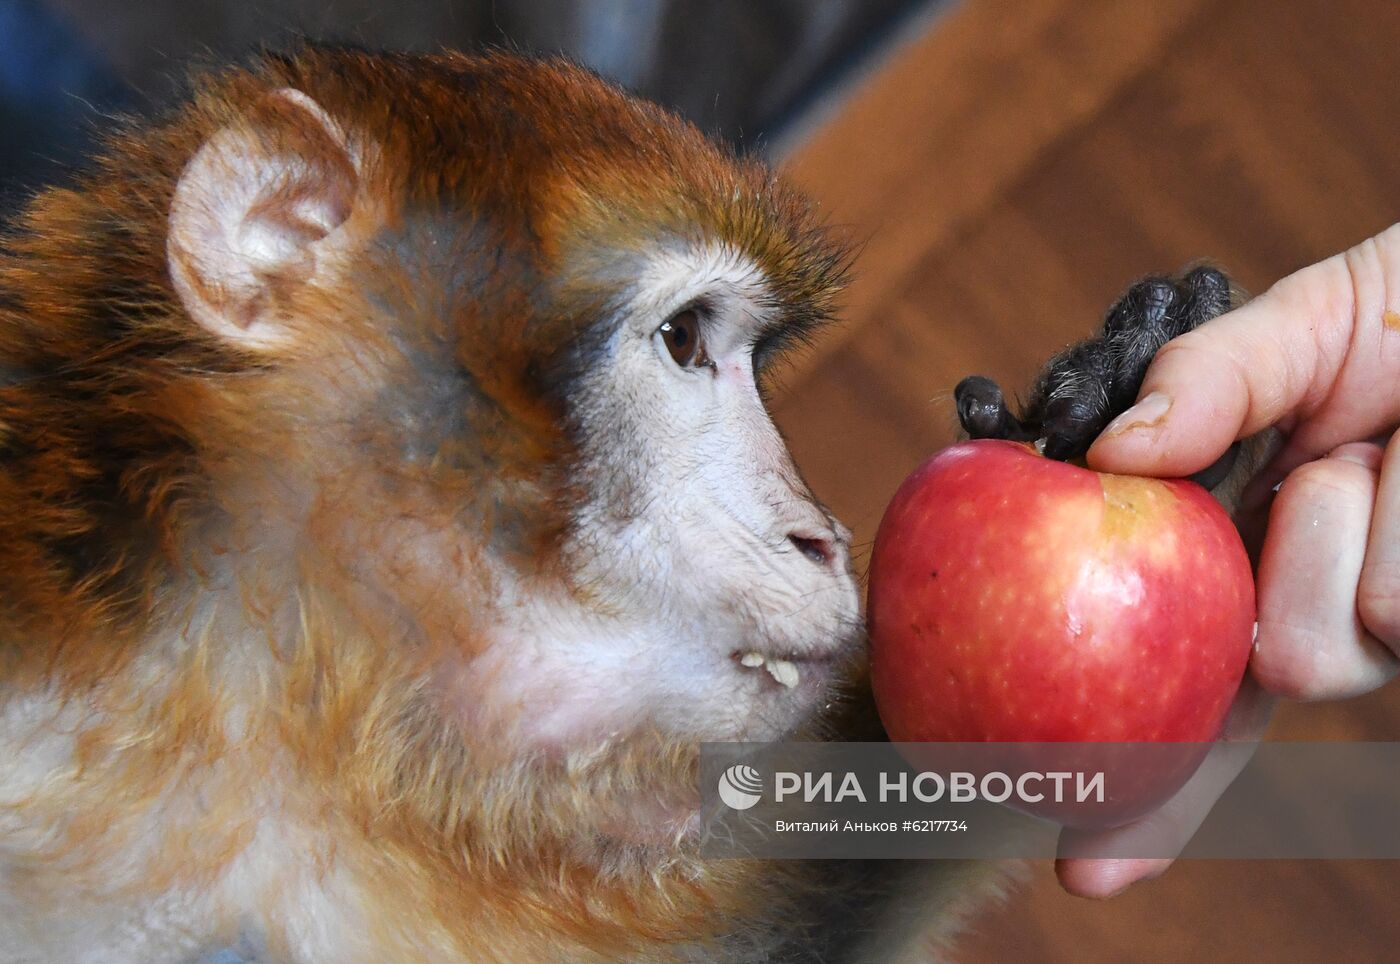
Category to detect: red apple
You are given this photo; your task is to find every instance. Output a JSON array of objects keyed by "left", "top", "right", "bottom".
[{"left": 867, "top": 439, "right": 1256, "bottom": 823}]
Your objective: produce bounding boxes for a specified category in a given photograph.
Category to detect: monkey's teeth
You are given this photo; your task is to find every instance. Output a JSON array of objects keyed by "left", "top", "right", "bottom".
[
  {"left": 765, "top": 659, "right": 800, "bottom": 689},
  {"left": 738, "top": 652, "right": 800, "bottom": 688}
]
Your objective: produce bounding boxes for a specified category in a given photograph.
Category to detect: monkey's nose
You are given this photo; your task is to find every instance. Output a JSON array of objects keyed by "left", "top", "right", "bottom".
[{"left": 788, "top": 532, "right": 836, "bottom": 567}]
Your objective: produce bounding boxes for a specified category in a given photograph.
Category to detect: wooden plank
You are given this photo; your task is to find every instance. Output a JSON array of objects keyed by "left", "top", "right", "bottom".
[{"left": 777, "top": 0, "right": 1212, "bottom": 384}]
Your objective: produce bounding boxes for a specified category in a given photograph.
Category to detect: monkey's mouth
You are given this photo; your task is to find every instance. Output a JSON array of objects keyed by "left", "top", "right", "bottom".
[{"left": 730, "top": 649, "right": 841, "bottom": 690}]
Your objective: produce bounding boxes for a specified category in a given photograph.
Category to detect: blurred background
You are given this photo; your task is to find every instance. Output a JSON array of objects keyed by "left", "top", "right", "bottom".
[
  {"left": 5, "top": 0, "right": 1400, "bottom": 960},
  {"left": 0, "top": 0, "right": 941, "bottom": 209}
]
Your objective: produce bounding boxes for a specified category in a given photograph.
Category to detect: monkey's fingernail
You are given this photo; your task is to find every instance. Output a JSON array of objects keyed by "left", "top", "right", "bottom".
[{"left": 1101, "top": 392, "right": 1171, "bottom": 440}]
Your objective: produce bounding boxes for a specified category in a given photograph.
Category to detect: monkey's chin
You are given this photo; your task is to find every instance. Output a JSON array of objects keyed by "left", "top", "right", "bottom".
[{"left": 584, "top": 669, "right": 857, "bottom": 854}]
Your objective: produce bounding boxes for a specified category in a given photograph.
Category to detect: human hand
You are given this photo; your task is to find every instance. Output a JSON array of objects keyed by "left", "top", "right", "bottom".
[{"left": 1058, "top": 222, "right": 1400, "bottom": 896}]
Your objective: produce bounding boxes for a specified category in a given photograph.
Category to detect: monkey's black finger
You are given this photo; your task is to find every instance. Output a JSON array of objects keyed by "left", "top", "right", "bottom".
[
  {"left": 1040, "top": 361, "right": 1115, "bottom": 460},
  {"left": 1102, "top": 279, "right": 1180, "bottom": 407},
  {"left": 1040, "top": 394, "right": 1109, "bottom": 461},
  {"left": 1187, "top": 442, "right": 1241, "bottom": 490},
  {"left": 955, "top": 375, "right": 1036, "bottom": 440},
  {"left": 1031, "top": 338, "right": 1117, "bottom": 460},
  {"left": 1174, "top": 265, "right": 1234, "bottom": 332},
  {"left": 1102, "top": 276, "right": 1176, "bottom": 337}
]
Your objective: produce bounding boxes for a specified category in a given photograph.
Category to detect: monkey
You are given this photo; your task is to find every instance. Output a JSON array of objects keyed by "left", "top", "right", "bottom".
[{"left": 0, "top": 43, "right": 1258, "bottom": 962}]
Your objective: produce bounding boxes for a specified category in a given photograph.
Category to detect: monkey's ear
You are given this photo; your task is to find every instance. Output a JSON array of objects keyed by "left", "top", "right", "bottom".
[{"left": 167, "top": 88, "right": 359, "bottom": 350}]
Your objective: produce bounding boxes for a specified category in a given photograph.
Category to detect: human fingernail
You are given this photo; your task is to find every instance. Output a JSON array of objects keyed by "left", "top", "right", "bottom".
[{"left": 1101, "top": 392, "right": 1171, "bottom": 439}]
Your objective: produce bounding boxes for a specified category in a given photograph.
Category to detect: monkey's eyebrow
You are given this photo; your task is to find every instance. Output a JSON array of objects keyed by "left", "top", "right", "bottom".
[{"left": 750, "top": 310, "right": 831, "bottom": 367}]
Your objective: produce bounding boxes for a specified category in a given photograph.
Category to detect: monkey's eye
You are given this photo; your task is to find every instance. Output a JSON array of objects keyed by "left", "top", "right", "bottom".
[{"left": 658, "top": 309, "right": 711, "bottom": 369}]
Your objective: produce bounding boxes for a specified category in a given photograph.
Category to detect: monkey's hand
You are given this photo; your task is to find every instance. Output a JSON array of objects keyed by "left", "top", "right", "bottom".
[{"left": 954, "top": 266, "right": 1242, "bottom": 489}]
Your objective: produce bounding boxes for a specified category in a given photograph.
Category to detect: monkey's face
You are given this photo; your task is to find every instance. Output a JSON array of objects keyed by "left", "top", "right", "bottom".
[
  {"left": 463, "top": 239, "right": 863, "bottom": 752},
  {"left": 592, "top": 249, "right": 863, "bottom": 735}
]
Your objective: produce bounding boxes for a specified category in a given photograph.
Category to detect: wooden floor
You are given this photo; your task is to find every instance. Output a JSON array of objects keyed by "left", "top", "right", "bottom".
[{"left": 774, "top": 0, "right": 1400, "bottom": 960}]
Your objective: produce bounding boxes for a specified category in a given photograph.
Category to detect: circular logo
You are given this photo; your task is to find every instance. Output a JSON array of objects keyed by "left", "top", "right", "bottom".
[{"left": 717, "top": 763, "right": 763, "bottom": 810}]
